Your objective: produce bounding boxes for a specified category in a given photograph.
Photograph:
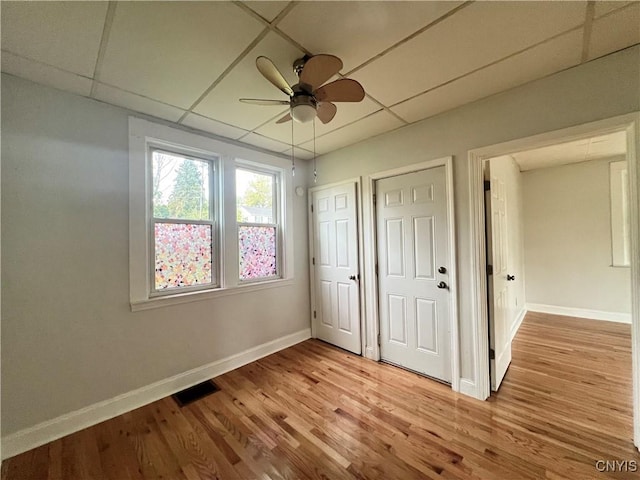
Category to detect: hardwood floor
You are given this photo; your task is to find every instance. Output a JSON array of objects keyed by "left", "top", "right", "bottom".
[{"left": 3, "top": 312, "right": 638, "bottom": 479}]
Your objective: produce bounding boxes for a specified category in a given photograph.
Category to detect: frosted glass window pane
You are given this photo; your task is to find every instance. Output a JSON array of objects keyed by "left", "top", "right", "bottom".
[
  {"left": 152, "top": 151, "right": 210, "bottom": 220},
  {"left": 155, "top": 223, "right": 213, "bottom": 290},
  {"left": 239, "top": 226, "right": 277, "bottom": 280},
  {"left": 236, "top": 169, "right": 274, "bottom": 223}
]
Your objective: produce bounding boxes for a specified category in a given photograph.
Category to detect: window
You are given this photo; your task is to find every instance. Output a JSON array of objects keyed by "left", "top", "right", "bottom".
[
  {"left": 236, "top": 167, "right": 280, "bottom": 282},
  {"left": 129, "top": 117, "right": 294, "bottom": 311},
  {"left": 151, "top": 149, "right": 217, "bottom": 293}
]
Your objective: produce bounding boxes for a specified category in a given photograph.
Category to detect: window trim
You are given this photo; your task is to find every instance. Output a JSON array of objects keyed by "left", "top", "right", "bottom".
[
  {"left": 236, "top": 163, "right": 282, "bottom": 284},
  {"left": 129, "top": 117, "right": 294, "bottom": 311}
]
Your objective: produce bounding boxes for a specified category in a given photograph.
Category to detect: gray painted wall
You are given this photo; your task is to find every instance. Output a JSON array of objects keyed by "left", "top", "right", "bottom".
[
  {"left": 523, "top": 157, "right": 631, "bottom": 314},
  {"left": 1, "top": 74, "right": 311, "bottom": 436}
]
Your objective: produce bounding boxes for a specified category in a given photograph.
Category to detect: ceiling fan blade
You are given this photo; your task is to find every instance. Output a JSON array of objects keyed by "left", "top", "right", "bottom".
[
  {"left": 300, "top": 54, "right": 343, "bottom": 90},
  {"left": 256, "top": 56, "right": 294, "bottom": 97},
  {"left": 317, "top": 102, "right": 337, "bottom": 124},
  {"left": 315, "top": 79, "right": 365, "bottom": 103},
  {"left": 239, "top": 98, "right": 290, "bottom": 106},
  {"left": 276, "top": 112, "right": 292, "bottom": 124}
]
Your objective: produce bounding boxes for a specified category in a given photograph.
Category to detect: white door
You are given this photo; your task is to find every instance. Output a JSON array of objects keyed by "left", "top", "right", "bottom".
[
  {"left": 376, "top": 167, "right": 451, "bottom": 382},
  {"left": 486, "top": 157, "right": 513, "bottom": 391},
  {"left": 311, "top": 182, "right": 362, "bottom": 354}
]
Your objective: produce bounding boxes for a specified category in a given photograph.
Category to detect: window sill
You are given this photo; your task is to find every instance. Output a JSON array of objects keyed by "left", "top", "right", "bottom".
[{"left": 130, "top": 278, "right": 294, "bottom": 312}]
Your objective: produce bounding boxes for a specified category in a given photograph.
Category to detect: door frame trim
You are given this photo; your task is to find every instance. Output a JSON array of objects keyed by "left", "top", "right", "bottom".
[
  {"left": 364, "top": 156, "right": 460, "bottom": 392},
  {"left": 308, "top": 178, "right": 366, "bottom": 355},
  {"left": 467, "top": 113, "right": 640, "bottom": 448}
]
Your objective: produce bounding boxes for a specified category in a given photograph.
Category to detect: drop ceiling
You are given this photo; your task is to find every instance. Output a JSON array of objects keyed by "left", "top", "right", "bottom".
[{"left": 2, "top": 1, "right": 639, "bottom": 159}]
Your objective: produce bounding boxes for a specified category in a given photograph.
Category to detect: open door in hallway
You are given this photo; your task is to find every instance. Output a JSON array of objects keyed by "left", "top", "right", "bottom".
[
  {"left": 486, "top": 156, "right": 521, "bottom": 391},
  {"left": 311, "top": 182, "right": 362, "bottom": 354}
]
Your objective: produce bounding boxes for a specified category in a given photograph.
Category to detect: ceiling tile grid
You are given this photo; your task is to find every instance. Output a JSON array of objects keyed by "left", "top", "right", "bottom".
[
  {"left": 1, "top": 1, "right": 638, "bottom": 158},
  {"left": 193, "top": 31, "right": 304, "bottom": 130},
  {"left": 391, "top": 29, "right": 584, "bottom": 123},
  {"left": 92, "top": 83, "right": 186, "bottom": 123},
  {"left": 98, "top": 2, "right": 265, "bottom": 109},
  {"left": 350, "top": 1, "right": 588, "bottom": 107},
  {"left": 1, "top": 1, "right": 108, "bottom": 77},
  {"left": 277, "top": 1, "right": 464, "bottom": 73},
  {"left": 1, "top": 51, "right": 93, "bottom": 97}
]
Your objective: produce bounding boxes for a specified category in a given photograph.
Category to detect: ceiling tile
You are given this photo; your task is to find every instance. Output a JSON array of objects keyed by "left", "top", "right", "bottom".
[
  {"left": 278, "top": 1, "right": 463, "bottom": 73},
  {"left": 351, "top": 1, "right": 587, "bottom": 106},
  {"left": 194, "top": 32, "right": 303, "bottom": 130},
  {"left": 588, "top": 3, "right": 640, "bottom": 60},
  {"left": 593, "top": 1, "right": 633, "bottom": 18},
  {"left": 99, "top": 2, "right": 264, "bottom": 109},
  {"left": 1, "top": 51, "right": 92, "bottom": 97},
  {"left": 244, "top": 1, "right": 290, "bottom": 22},
  {"left": 0, "top": 1, "right": 107, "bottom": 77},
  {"left": 181, "top": 114, "right": 249, "bottom": 140},
  {"left": 254, "top": 96, "right": 382, "bottom": 145},
  {"left": 282, "top": 147, "right": 315, "bottom": 161},
  {"left": 299, "top": 111, "right": 404, "bottom": 155},
  {"left": 93, "top": 83, "right": 186, "bottom": 122},
  {"left": 240, "top": 132, "right": 292, "bottom": 153},
  {"left": 391, "top": 29, "right": 583, "bottom": 123}
]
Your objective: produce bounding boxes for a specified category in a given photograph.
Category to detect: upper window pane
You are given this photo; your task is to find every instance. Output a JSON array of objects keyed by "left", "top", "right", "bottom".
[
  {"left": 236, "top": 169, "right": 274, "bottom": 224},
  {"left": 152, "top": 150, "right": 210, "bottom": 220}
]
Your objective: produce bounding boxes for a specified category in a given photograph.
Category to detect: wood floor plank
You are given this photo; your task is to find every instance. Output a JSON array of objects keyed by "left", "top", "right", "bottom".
[{"left": 3, "top": 313, "right": 638, "bottom": 479}]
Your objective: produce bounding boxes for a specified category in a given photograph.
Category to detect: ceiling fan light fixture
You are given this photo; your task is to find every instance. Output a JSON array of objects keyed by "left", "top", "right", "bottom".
[{"left": 291, "top": 103, "right": 317, "bottom": 123}]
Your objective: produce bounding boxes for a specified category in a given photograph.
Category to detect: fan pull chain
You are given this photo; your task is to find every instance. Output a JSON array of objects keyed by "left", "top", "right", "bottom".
[
  {"left": 290, "top": 118, "right": 295, "bottom": 177},
  {"left": 313, "top": 119, "right": 317, "bottom": 183}
]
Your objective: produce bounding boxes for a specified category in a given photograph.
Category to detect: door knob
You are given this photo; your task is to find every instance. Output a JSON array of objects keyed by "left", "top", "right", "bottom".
[
  {"left": 438, "top": 266, "right": 447, "bottom": 274},
  {"left": 507, "top": 274, "right": 515, "bottom": 281},
  {"left": 349, "top": 275, "right": 357, "bottom": 281},
  {"left": 437, "top": 281, "right": 448, "bottom": 289}
]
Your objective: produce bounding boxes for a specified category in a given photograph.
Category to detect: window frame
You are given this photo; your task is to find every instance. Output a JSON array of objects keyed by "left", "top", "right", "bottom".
[
  {"left": 236, "top": 163, "right": 282, "bottom": 284},
  {"left": 129, "top": 117, "right": 295, "bottom": 311},
  {"left": 148, "top": 146, "right": 219, "bottom": 296}
]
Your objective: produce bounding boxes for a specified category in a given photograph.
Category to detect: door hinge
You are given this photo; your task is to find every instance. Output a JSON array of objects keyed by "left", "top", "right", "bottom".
[
  {"left": 489, "top": 348, "right": 495, "bottom": 360},
  {"left": 375, "top": 263, "right": 379, "bottom": 276},
  {"left": 484, "top": 180, "right": 491, "bottom": 191},
  {"left": 311, "top": 204, "right": 314, "bottom": 213},
  {"left": 486, "top": 264, "right": 493, "bottom": 275},
  {"left": 312, "top": 257, "right": 315, "bottom": 266},
  {"left": 373, "top": 193, "right": 377, "bottom": 204},
  {"left": 313, "top": 310, "right": 316, "bottom": 319},
  {"left": 377, "top": 333, "right": 381, "bottom": 346}
]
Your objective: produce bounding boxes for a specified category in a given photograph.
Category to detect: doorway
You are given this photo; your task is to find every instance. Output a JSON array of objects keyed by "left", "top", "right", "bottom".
[
  {"left": 469, "top": 113, "right": 640, "bottom": 447},
  {"left": 485, "top": 131, "right": 631, "bottom": 391}
]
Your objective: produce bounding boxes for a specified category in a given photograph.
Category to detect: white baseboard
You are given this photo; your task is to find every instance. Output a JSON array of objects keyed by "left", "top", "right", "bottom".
[
  {"left": 2, "top": 328, "right": 311, "bottom": 461},
  {"left": 526, "top": 303, "right": 631, "bottom": 324},
  {"left": 510, "top": 308, "right": 527, "bottom": 342}
]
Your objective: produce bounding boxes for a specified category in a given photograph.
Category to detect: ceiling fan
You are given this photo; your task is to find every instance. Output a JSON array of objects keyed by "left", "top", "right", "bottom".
[{"left": 239, "top": 54, "right": 365, "bottom": 125}]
